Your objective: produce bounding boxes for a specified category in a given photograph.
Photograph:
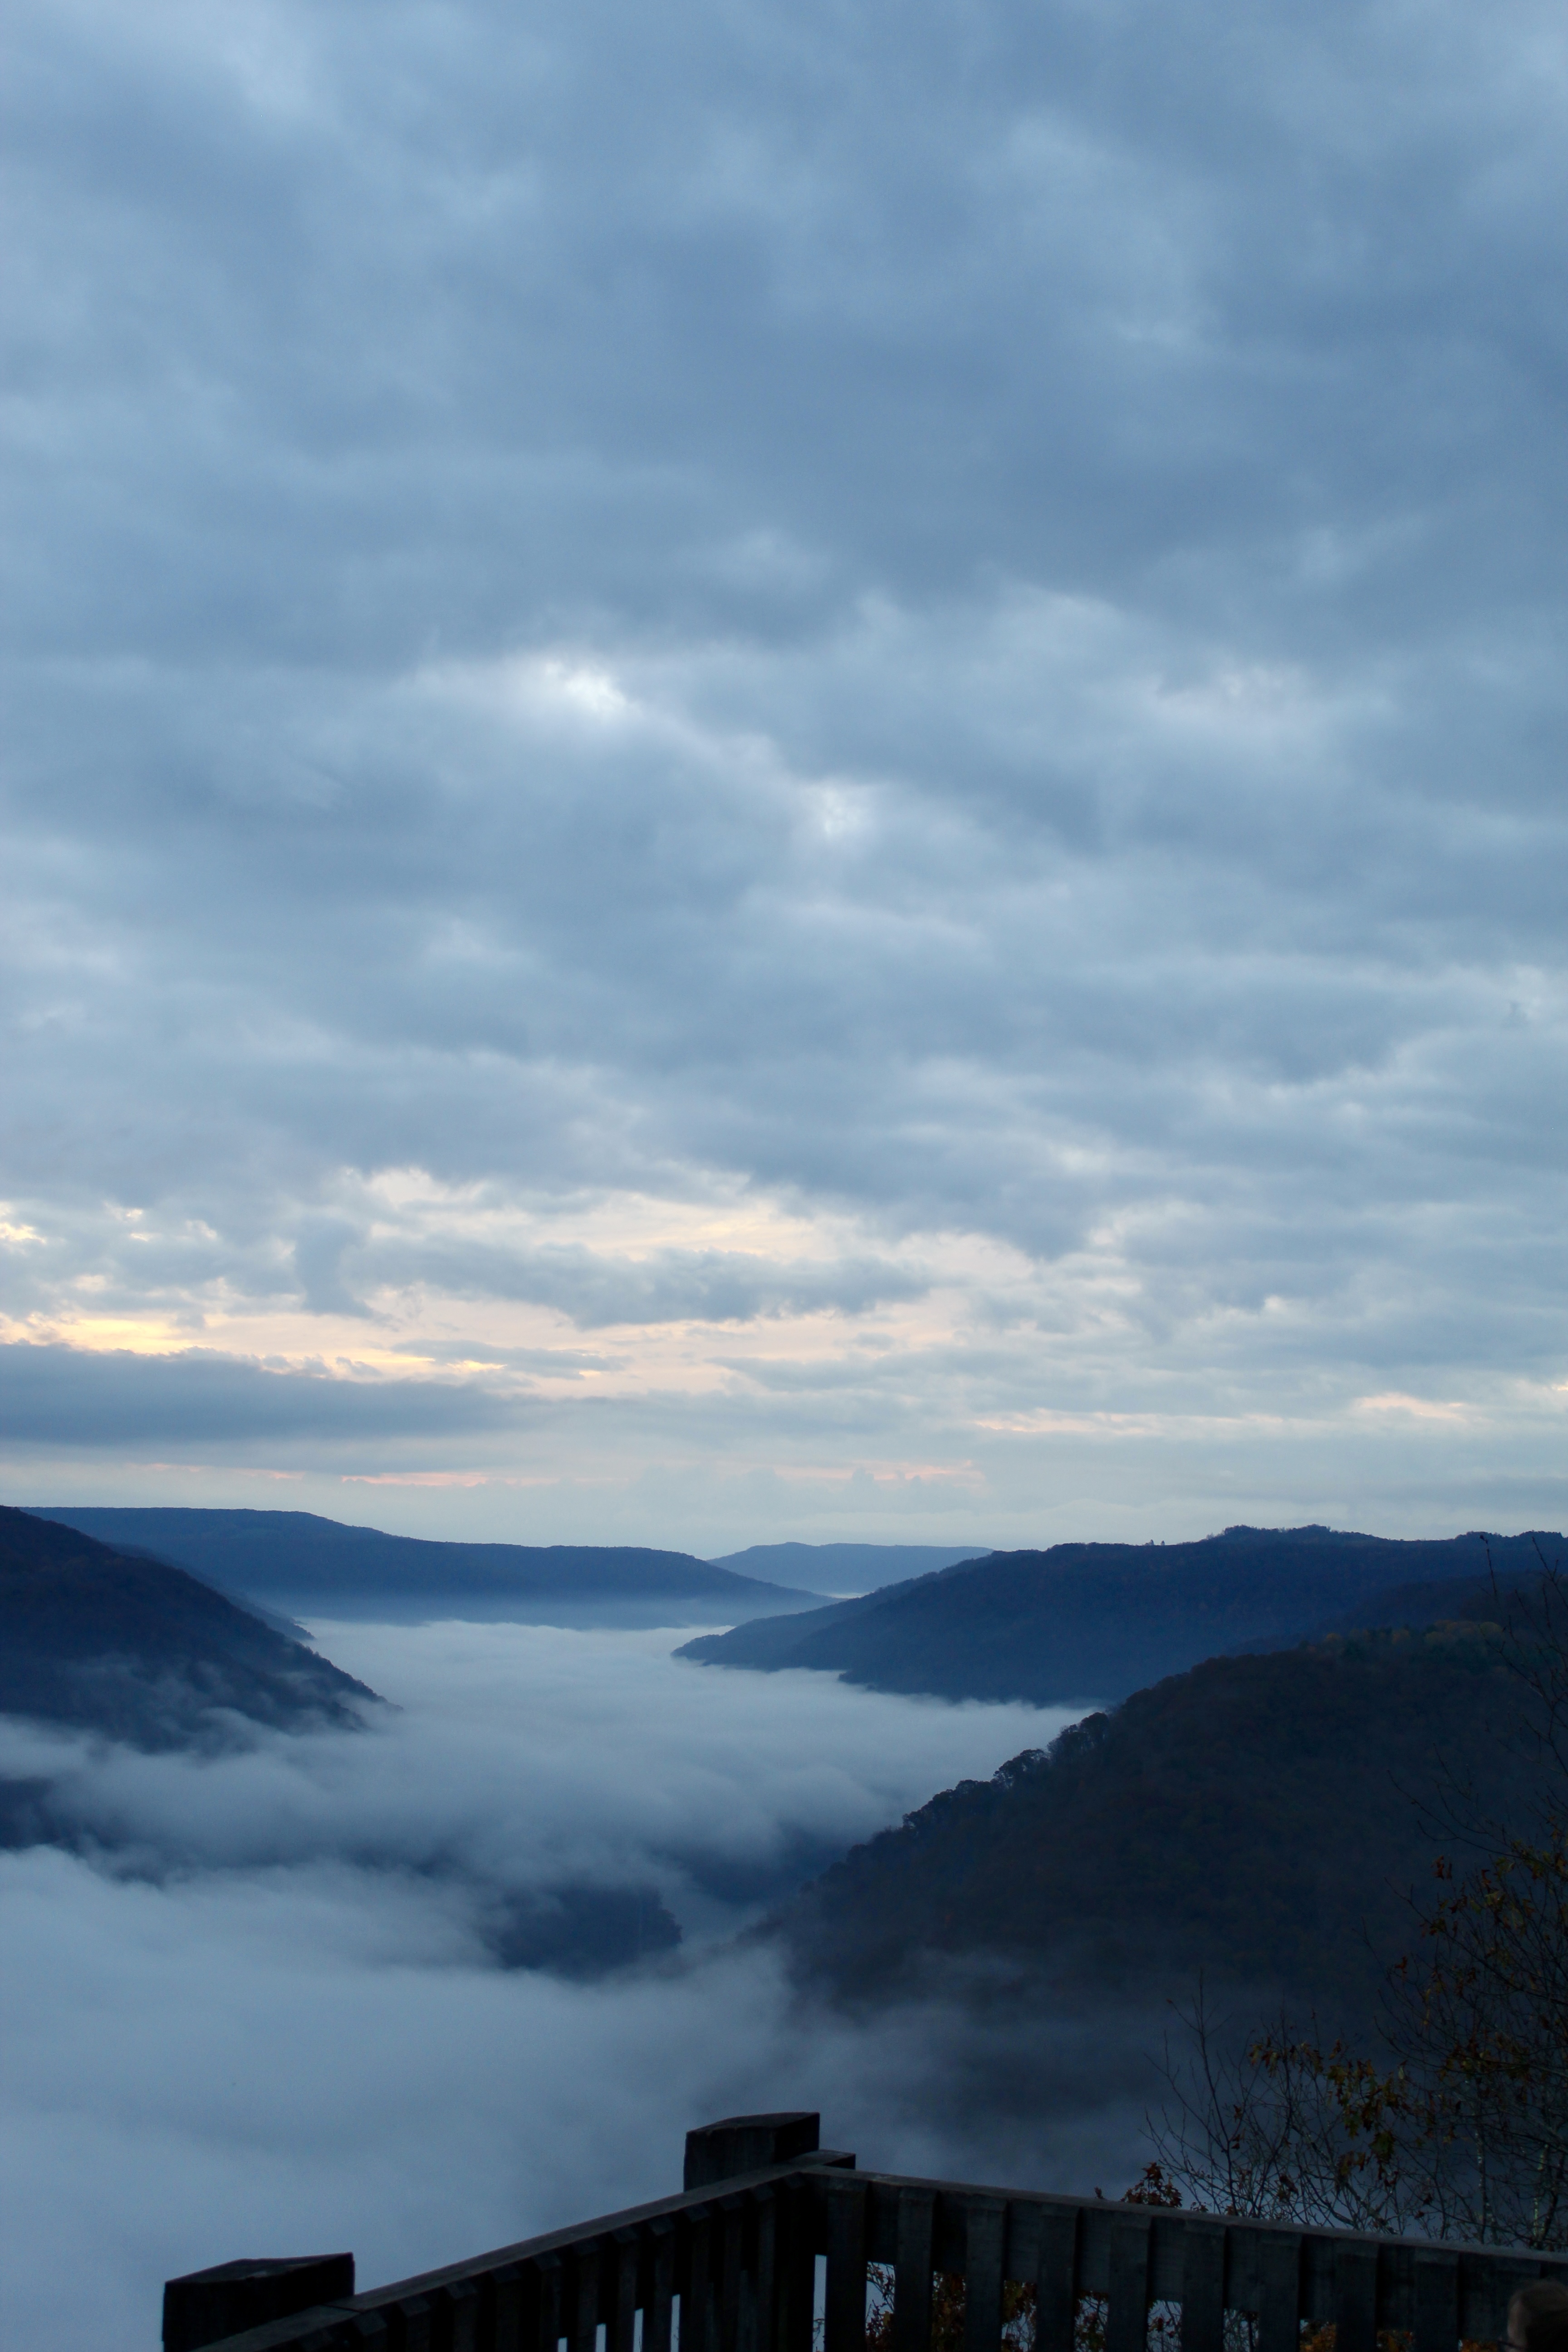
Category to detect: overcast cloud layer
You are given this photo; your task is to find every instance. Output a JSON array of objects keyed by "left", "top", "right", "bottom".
[
  {"left": 3, "top": 0, "right": 1566, "bottom": 1545},
  {"left": 0, "top": 1622, "right": 1127, "bottom": 2349}
]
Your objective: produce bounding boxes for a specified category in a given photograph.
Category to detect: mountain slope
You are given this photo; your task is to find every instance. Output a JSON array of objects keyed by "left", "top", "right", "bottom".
[
  {"left": 30, "top": 1507, "right": 830, "bottom": 1619},
  {"left": 775, "top": 1622, "right": 1543, "bottom": 2025},
  {"left": 0, "top": 1507, "right": 378, "bottom": 1749},
  {"left": 678, "top": 1526, "right": 1562, "bottom": 1705}
]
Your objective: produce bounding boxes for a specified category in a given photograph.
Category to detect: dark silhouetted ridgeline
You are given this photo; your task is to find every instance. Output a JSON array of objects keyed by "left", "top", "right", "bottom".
[
  {"left": 678, "top": 1525, "right": 1562, "bottom": 1705},
  {"left": 0, "top": 1506, "right": 378, "bottom": 1751},
  {"left": 29, "top": 1505, "right": 831, "bottom": 1621}
]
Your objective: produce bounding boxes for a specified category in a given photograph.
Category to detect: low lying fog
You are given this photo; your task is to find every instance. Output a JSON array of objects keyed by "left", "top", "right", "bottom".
[{"left": 0, "top": 1624, "right": 1152, "bottom": 2351}]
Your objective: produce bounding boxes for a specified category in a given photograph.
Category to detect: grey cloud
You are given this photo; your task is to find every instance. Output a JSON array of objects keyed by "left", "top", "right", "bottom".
[
  {"left": 0, "top": 1344, "right": 519, "bottom": 1450},
  {"left": 8, "top": 0, "right": 1562, "bottom": 663},
  {"left": 353, "top": 1238, "right": 931, "bottom": 1327},
  {"left": 1, "top": 0, "right": 1565, "bottom": 1514},
  {"left": 293, "top": 1218, "right": 375, "bottom": 1317}
]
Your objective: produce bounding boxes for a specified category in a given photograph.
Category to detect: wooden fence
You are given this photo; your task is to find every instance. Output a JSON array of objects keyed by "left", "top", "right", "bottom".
[{"left": 165, "top": 2111, "right": 1568, "bottom": 2352}]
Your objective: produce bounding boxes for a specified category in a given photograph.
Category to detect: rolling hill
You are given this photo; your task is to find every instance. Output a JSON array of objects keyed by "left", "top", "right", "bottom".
[
  {"left": 0, "top": 1507, "right": 377, "bottom": 1750},
  {"left": 678, "top": 1525, "right": 1563, "bottom": 1705},
  {"left": 29, "top": 1507, "right": 831, "bottom": 1622}
]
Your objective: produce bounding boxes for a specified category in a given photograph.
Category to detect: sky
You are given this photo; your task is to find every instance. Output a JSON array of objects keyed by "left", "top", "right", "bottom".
[
  {"left": 3, "top": 0, "right": 1566, "bottom": 1550},
  {"left": 0, "top": 1621, "right": 1137, "bottom": 2348}
]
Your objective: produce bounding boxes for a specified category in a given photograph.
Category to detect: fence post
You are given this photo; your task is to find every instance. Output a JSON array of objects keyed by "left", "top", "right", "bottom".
[
  {"left": 163, "top": 2256, "right": 356, "bottom": 2352},
  {"left": 685, "top": 2115, "right": 825, "bottom": 2191}
]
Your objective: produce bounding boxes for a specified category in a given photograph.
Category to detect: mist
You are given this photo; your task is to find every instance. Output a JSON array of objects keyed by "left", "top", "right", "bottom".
[{"left": 0, "top": 1623, "right": 1155, "bottom": 2351}]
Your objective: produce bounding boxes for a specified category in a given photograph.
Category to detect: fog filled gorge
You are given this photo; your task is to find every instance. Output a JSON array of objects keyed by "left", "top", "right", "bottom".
[{"left": 0, "top": 1622, "right": 1146, "bottom": 2349}]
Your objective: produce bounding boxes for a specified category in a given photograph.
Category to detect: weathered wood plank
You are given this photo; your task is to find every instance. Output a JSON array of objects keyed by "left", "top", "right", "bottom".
[
  {"left": 718, "top": 2197, "right": 746, "bottom": 2352},
  {"left": 1333, "top": 2235, "right": 1378, "bottom": 2352},
  {"left": 571, "top": 2242, "right": 603, "bottom": 2352},
  {"left": 534, "top": 2254, "right": 565, "bottom": 2352},
  {"left": 443, "top": 2277, "right": 481, "bottom": 2352},
  {"left": 1415, "top": 2252, "right": 1460, "bottom": 2352},
  {"left": 751, "top": 2186, "right": 779, "bottom": 2352},
  {"left": 892, "top": 2187, "right": 935, "bottom": 2352},
  {"left": 1257, "top": 2230, "right": 1304, "bottom": 2352},
  {"left": 1105, "top": 2215, "right": 1152, "bottom": 2352},
  {"left": 1178, "top": 2218, "right": 1226, "bottom": 2352},
  {"left": 645, "top": 2222, "right": 676, "bottom": 2352},
  {"left": 1032, "top": 2203, "right": 1080, "bottom": 2352},
  {"left": 397, "top": 2293, "right": 436, "bottom": 2352},
  {"left": 686, "top": 2208, "right": 716, "bottom": 2352},
  {"left": 824, "top": 2180, "right": 869, "bottom": 2352},
  {"left": 961, "top": 2198, "right": 1006, "bottom": 2352},
  {"left": 488, "top": 2261, "right": 529, "bottom": 2352},
  {"left": 606, "top": 2234, "right": 637, "bottom": 2352},
  {"left": 773, "top": 2181, "right": 817, "bottom": 2352}
]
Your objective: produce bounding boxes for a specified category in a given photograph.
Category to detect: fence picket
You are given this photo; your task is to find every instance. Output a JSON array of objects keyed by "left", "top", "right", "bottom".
[
  {"left": 1414, "top": 2253, "right": 1460, "bottom": 2352},
  {"left": 1257, "top": 2232, "right": 1303, "bottom": 2352},
  {"left": 718, "top": 2198, "right": 746, "bottom": 2352},
  {"left": 1333, "top": 2237, "right": 1378, "bottom": 2352},
  {"left": 824, "top": 2180, "right": 869, "bottom": 2352},
  {"left": 1032, "top": 2206, "right": 1079, "bottom": 2352},
  {"left": 892, "top": 2188, "right": 935, "bottom": 2352},
  {"left": 1105, "top": 2216, "right": 1152, "bottom": 2352},
  {"left": 1178, "top": 2218, "right": 1226, "bottom": 2352},
  {"left": 645, "top": 2223, "right": 675, "bottom": 2352},
  {"left": 488, "top": 2261, "right": 528, "bottom": 2352},
  {"left": 608, "top": 2234, "right": 638, "bottom": 2352},
  {"left": 752, "top": 2188, "right": 779, "bottom": 2352},
  {"left": 963, "top": 2199, "right": 1006, "bottom": 2352}
]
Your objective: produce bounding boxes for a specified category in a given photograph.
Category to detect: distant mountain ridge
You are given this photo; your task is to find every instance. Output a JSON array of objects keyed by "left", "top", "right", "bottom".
[
  {"left": 29, "top": 1508, "right": 831, "bottom": 1622},
  {"left": 706, "top": 1541, "right": 991, "bottom": 1591},
  {"left": 0, "top": 1507, "right": 377, "bottom": 1751},
  {"left": 677, "top": 1525, "right": 1564, "bottom": 1705}
]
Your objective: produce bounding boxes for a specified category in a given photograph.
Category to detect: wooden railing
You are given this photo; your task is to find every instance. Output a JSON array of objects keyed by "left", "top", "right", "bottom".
[{"left": 166, "top": 2112, "right": 1568, "bottom": 2352}]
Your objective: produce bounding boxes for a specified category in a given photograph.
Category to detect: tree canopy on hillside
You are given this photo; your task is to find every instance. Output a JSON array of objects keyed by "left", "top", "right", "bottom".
[
  {"left": 1149, "top": 1551, "right": 1568, "bottom": 2247},
  {"left": 781, "top": 1621, "right": 1538, "bottom": 2026}
]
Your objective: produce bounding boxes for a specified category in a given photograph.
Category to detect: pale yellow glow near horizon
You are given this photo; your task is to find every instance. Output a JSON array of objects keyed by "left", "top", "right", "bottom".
[
  {"left": 2, "top": 1281, "right": 1000, "bottom": 1401},
  {"left": 13, "top": 1174, "right": 1554, "bottom": 1448},
  {"left": 1, "top": 1175, "right": 1075, "bottom": 1406}
]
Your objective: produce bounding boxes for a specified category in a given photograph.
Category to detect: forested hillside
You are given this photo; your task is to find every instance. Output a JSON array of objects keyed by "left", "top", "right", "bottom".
[
  {"left": 0, "top": 1507, "right": 377, "bottom": 1750},
  {"left": 776, "top": 1622, "right": 1542, "bottom": 2029},
  {"left": 681, "top": 1525, "right": 1560, "bottom": 1705}
]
